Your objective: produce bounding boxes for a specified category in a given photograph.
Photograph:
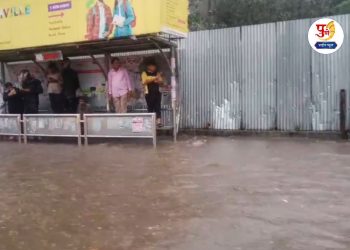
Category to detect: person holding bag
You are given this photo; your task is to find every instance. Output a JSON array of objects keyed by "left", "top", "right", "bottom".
[
  {"left": 112, "top": 0, "right": 136, "bottom": 38},
  {"left": 3, "top": 82, "right": 23, "bottom": 114},
  {"left": 141, "top": 61, "right": 164, "bottom": 127}
]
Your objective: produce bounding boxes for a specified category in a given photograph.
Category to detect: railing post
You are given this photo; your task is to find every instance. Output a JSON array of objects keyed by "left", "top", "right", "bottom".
[
  {"left": 340, "top": 89, "right": 348, "bottom": 139},
  {"left": 84, "top": 115, "right": 88, "bottom": 146},
  {"left": 23, "top": 116, "right": 28, "bottom": 144}
]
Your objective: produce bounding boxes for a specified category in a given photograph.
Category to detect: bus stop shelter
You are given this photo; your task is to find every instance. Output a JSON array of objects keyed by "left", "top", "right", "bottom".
[{"left": 0, "top": 0, "right": 188, "bottom": 146}]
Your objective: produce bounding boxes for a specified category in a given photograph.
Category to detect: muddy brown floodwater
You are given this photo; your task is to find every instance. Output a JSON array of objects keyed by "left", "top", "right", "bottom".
[{"left": 0, "top": 137, "right": 349, "bottom": 250}]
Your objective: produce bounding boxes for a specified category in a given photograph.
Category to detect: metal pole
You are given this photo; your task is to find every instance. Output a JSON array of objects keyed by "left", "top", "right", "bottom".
[
  {"left": 0, "top": 62, "right": 7, "bottom": 114},
  {"left": 171, "top": 46, "right": 177, "bottom": 142},
  {"left": 91, "top": 54, "right": 107, "bottom": 80},
  {"left": 77, "top": 115, "right": 82, "bottom": 146},
  {"left": 17, "top": 115, "right": 21, "bottom": 144},
  {"left": 105, "top": 53, "right": 111, "bottom": 112},
  {"left": 84, "top": 115, "right": 88, "bottom": 146},
  {"left": 152, "top": 114, "right": 157, "bottom": 148},
  {"left": 149, "top": 39, "right": 172, "bottom": 70},
  {"left": 0, "top": 62, "right": 5, "bottom": 82},
  {"left": 23, "top": 117, "right": 28, "bottom": 144},
  {"left": 340, "top": 89, "right": 348, "bottom": 139}
]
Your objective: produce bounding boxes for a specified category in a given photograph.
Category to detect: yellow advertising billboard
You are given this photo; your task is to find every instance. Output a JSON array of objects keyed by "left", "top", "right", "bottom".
[{"left": 0, "top": 0, "right": 188, "bottom": 51}]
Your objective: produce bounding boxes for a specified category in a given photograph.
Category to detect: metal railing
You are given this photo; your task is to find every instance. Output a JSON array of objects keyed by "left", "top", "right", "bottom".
[
  {"left": 0, "top": 114, "right": 22, "bottom": 143},
  {"left": 23, "top": 114, "right": 82, "bottom": 146},
  {"left": 84, "top": 113, "right": 157, "bottom": 147},
  {"left": 0, "top": 113, "right": 157, "bottom": 147}
]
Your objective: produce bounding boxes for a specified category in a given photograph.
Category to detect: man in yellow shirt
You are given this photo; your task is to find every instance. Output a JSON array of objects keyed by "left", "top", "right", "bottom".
[{"left": 141, "top": 61, "right": 164, "bottom": 127}]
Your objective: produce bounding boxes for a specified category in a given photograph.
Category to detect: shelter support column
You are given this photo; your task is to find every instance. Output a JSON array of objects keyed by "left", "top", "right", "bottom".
[
  {"left": 1, "top": 62, "right": 7, "bottom": 113},
  {"left": 171, "top": 46, "right": 178, "bottom": 142},
  {"left": 0, "top": 62, "right": 5, "bottom": 83},
  {"left": 340, "top": 89, "right": 348, "bottom": 139},
  {"left": 105, "top": 53, "right": 111, "bottom": 112}
]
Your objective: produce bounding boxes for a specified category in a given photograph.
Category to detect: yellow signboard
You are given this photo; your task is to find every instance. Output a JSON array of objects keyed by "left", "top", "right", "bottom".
[
  {"left": 0, "top": 0, "right": 188, "bottom": 51},
  {"left": 162, "top": 0, "right": 189, "bottom": 37}
]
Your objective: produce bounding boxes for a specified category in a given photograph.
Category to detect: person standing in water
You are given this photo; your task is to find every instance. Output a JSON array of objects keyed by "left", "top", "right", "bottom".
[
  {"left": 46, "top": 62, "right": 65, "bottom": 113},
  {"left": 141, "top": 61, "right": 164, "bottom": 127},
  {"left": 3, "top": 82, "right": 23, "bottom": 114},
  {"left": 62, "top": 58, "right": 80, "bottom": 113},
  {"left": 108, "top": 58, "right": 133, "bottom": 113},
  {"left": 19, "top": 70, "right": 43, "bottom": 114}
]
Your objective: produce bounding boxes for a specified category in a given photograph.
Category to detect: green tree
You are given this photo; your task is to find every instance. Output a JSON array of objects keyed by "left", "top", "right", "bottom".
[
  {"left": 189, "top": 0, "right": 350, "bottom": 30},
  {"left": 334, "top": 0, "right": 350, "bottom": 14}
]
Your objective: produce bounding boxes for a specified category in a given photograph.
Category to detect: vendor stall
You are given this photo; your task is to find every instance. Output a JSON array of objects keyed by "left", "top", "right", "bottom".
[{"left": 0, "top": 0, "right": 188, "bottom": 145}]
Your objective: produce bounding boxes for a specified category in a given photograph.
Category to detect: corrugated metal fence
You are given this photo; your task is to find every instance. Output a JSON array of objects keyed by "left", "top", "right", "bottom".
[{"left": 179, "top": 15, "right": 350, "bottom": 131}]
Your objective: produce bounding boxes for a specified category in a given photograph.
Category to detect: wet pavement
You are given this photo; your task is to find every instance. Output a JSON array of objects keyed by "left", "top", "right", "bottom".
[{"left": 0, "top": 137, "right": 349, "bottom": 250}]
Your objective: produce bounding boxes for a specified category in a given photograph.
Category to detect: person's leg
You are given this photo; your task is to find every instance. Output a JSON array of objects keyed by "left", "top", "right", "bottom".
[
  {"left": 155, "top": 92, "right": 162, "bottom": 126},
  {"left": 72, "top": 97, "right": 79, "bottom": 113},
  {"left": 113, "top": 97, "right": 121, "bottom": 113},
  {"left": 56, "top": 94, "right": 65, "bottom": 114},
  {"left": 25, "top": 99, "right": 38, "bottom": 114},
  {"left": 49, "top": 94, "right": 57, "bottom": 113},
  {"left": 51, "top": 94, "right": 62, "bottom": 113},
  {"left": 145, "top": 94, "right": 153, "bottom": 113},
  {"left": 120, "top": 94, "right": 128, "bottom": 113},
  {"left": 66, "top": 97, "right": 75, "bottom": 113},
  {"left": 64, "top": 96, "right": 70, "bottom": 113}
]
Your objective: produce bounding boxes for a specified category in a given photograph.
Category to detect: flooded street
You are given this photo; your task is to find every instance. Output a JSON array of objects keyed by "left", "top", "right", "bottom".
[{"left": 0, "top": 137, "right": 349, "bottom": 250}]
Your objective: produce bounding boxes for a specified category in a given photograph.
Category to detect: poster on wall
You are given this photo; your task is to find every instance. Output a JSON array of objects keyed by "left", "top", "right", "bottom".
[
  {"left": 0, "top": 0, "right": 188, "bottom": 51},
  {"left": 73, "top": 58, "right": 108, "bottom": 112}
]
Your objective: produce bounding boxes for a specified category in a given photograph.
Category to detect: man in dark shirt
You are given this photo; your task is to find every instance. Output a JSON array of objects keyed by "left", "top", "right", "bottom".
[
  {"left": 62, "top": 58, "right": 80, "bottom": 113},
  {"left": 3, "top": 82, "right": 23, "bottom": 114},
  {"left": 19, "top": 70, "right": 43, "bottom": 114}
]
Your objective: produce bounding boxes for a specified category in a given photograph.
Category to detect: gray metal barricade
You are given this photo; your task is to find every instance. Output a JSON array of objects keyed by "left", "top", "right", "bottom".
[
  {"left": 23, "top": 114, "right": 81, "bottom": 146},
  {"left": 0, "top": 114, "right": 22, "bottom": 143},
  {"left": 84, "top": 113, "right": 157, "bottom": 147}
]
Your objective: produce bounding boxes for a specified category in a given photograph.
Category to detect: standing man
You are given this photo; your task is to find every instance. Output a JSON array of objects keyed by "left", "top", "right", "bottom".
[
  {"left": 3, "top": 82, "right": 23, "bottom": 114},
  {"left": 62, "top": 58, "right": 80, "bottom": 113},
  {"left": 86, "top": 0, "right": 113, "bottom": 40},
  {"left": 108, "top": 58, "right": 133, "bottom": 113},
  {"left": 19, "top": 69, "right": 43, "bottom": 114}
]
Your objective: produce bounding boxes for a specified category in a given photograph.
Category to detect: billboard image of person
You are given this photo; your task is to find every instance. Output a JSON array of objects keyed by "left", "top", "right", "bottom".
[
  {"left": 86, "top": 0, "right": 114, "bottom": 40},
  {"left": 112, "top": 0, "right": 136, "bottom": 38}
]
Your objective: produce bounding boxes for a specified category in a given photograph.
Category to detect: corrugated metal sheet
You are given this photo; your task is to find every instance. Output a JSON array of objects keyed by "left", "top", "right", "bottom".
[
  {"left": 179, "top": 15, "right": 350, "bottom": 132},
  {"left": 276, "top": 19, "right": 313, "bottom": 131},
  {"left": 311, "top": 15, "right": 350, "bottom": 131},
  {"left": 241, "top": 23, "right": 277, "bottom": 130},
  {"left": 179, "top": 28, "right": 241, "bottom": 129}
]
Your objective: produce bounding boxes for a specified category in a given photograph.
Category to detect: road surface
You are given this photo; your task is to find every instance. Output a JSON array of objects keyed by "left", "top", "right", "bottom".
[{"left": 0, "top": 137, "right": 349, "bottom": 250}]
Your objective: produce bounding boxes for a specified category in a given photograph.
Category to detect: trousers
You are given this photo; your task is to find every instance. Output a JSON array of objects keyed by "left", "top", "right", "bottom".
[
  {"left": 113, "top": 94, "right": 128, "bottom": 113},
  {"left": 145, "top": 91, "right": 161, "bottom": 119},
  {"left": 49, "top": 93, "right": 65, "bottom": 114}
]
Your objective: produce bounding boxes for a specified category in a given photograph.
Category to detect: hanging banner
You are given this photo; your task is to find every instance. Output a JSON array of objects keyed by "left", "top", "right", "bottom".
[
  {"left": 0, "top": 0, "right": 188, "bottom": 51},
  {"left": 35, "top": 51, "right": 63, "bottom": 62}
]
